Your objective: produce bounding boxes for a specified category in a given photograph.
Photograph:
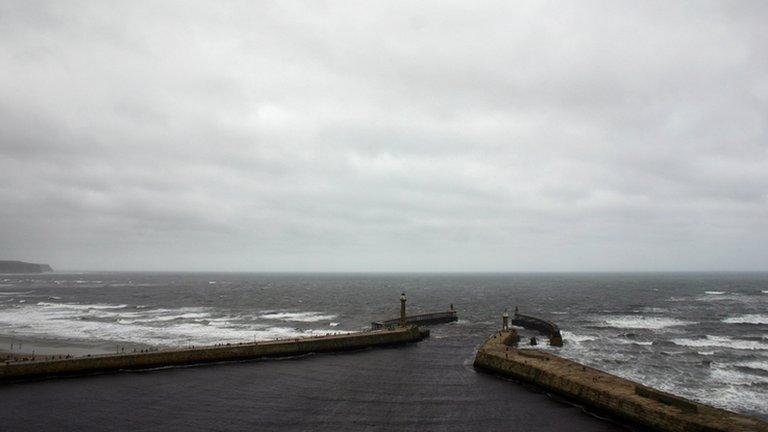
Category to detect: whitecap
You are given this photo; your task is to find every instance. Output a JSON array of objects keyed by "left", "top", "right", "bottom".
[
  {"left": 36, "top": 302, "right": 128, "bottom": 310},
  {"left": 259, "top": 311, "right": 338, "bottom": 322},
  {"left": 735, "top": 360, "right": 768, "bottom": 374},
  {"left": 671, "top": 335, "right": 768, "bottom": 351},
  {"left": 641, "top": 307, "right": 669, "bottom": 313},
  {"left": 117, "top": 311, "right": 212, "bottom": 324},
  {"left": 597, "top": 315, "right": 697, "bottom": 330},
  {"left": 0, "top": 302, "right": 346, "bottom": 346},
  {"left": 709, "top": 365, "right": 768, "bottom": 386},
  {"left": 722, "top": 314, "right": 768, "bottom": 325},
  {"left": 560, "top": 331, "right": 597, "bottom": 343},
  {"left": 705, "top": 291, "right": 726, "bottom": 295}
]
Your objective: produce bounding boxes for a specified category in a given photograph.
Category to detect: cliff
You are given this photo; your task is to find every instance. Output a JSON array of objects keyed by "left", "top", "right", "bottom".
[{"left": 0, "top": 261, "right": 53, "bottom": 274}]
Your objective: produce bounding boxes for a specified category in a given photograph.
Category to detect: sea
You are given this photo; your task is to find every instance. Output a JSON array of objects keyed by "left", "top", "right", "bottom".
[{"left": 0, "top": 272, "right": 766, "bottom": 431}]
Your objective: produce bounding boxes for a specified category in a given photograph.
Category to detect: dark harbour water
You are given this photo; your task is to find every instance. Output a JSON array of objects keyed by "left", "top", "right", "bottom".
[{"left": 0, "top": 272, "right": 766, "bottom": 431}]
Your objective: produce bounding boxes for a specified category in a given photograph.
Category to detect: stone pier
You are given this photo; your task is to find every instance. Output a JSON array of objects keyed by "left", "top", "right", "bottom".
[
  {"left": 1, "top": 326, "right": 429, "bottom": 384},
  {"left": 474, "top": 330, "right": 768, "bottom": 432}
]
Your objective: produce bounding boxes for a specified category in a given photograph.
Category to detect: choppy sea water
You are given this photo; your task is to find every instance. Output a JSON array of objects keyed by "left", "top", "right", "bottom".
[{"left": 0, "top": 272, "right": 766, "bottom": 430}]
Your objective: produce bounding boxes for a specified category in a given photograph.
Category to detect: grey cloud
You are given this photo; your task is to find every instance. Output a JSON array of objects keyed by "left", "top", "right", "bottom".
[{"left": 0, "top": 0, "right": 766, "bottom": 271}]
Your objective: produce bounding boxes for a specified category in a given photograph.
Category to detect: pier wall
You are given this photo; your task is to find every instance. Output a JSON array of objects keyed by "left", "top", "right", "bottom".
[
  {"left": 474, "top": 332, "right": 767, "bottom": 432},
  {"left": 371, "top": 310, "right": 457, "bottom": 330},
  {"left": 1, "top": 327, "right": 427, "bottom": 383},
  {"left": 511, "top": 313, "right": 563, "bottom": 346}
]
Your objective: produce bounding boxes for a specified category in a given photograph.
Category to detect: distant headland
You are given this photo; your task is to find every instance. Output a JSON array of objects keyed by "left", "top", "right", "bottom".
[{"left": 0, "top": 261, "right": 53, "bottom": 274}]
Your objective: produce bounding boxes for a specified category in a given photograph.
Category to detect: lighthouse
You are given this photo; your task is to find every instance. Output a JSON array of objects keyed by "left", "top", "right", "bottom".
[
  {"left": 502, "top": 308, "right": 509, "bottom": 331},
  {"left": 400, "top": 292, "right": 407, "bottom": 327}
]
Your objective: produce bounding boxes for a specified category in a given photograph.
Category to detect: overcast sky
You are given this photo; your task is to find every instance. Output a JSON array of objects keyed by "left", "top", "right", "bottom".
[{"left": 1, "top": 1, "right": 766, "bottom": 272}]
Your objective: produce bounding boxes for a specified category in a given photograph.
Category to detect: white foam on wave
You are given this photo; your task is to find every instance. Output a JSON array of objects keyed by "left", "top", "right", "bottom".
[
  {"left": 597, "top": 315, "right": 697, "bottom": 330},
  {"left": 696, "top": 292, "right": 748, "bottom": 302},
  {"left": 617, "top": 340, "right": 653, "bottom": 346},
  {"left": 699, "top": 366, "right": 768, "bottom": 414},
  {"left": 722, "top": 314, "right": 768, "bottom": 325},
  {"left": 561, "top": 331, "right": 597, "bottom": 343},
  {"left": 641, "top": 307, "right": 669, "bottom": 313},
  {"left": 36, "top": 301, "right": 127, "bottom": 310},
  {"left": 763, "top": 290, "right": 768, "bottom": 294},
  {"left": 671, "top": 335, "right": 768, "bottom": 351},
  {"left": 259, "top": 311, "right": 338, "bottom": 322},
  {"left": 735, "top": 360, "right": 768, "bottom": 374},
  {"left": 710, "top": 365, "right": 768, "bottom": 386},
  {"left": 116, "top": 311, "right": 212, "bottom": 324},
  {"left": 0, "top": 302, "right": 345, "bottom": 346}
]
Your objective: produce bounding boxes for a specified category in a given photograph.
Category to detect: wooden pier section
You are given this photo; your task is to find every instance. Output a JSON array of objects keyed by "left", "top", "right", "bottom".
[
  {"left": 474, "top": 330, "right": 768, "bottom": 432},
  {"left": 1, "top": 326, "right": 429, "bottom": 384}
]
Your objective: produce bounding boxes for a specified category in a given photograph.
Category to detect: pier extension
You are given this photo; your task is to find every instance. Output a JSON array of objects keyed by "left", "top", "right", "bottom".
[
  {"left": 510, "top": 307, "right": 563, "bottom": 346},
  {"left": 371, "top": 294, "right": 458, "bottom": 330}
]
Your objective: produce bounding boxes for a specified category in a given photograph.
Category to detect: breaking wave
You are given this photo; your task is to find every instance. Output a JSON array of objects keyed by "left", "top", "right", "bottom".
[
  {"left": 671, "top": 335, "right": 768, "bottom": 351},
  {"left": 560, "top": 331, "right": 597, "bottom": 343},
  {"left": 259, "top": 311, "right": 338, "bottom": 322},
  {"left": 722, "top": 314, "right": 768, "bottom": 325},
  {"left": 0, "top": 301, "right": 346, "bottom": 346},
  {"left": 597, "top": 315, "right": 697, "bottom": 330},
  {"left": 36, "top": 302, "right": 128, "bottom": 310}
]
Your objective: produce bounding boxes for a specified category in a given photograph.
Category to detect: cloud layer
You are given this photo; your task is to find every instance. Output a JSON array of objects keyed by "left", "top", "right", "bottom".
[{"left": 1, "top": 1, "right": 767, "bottom": 271}]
